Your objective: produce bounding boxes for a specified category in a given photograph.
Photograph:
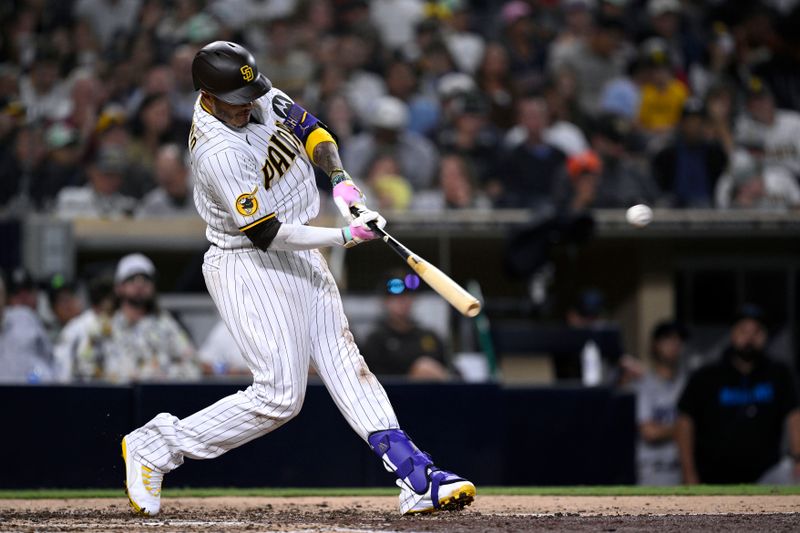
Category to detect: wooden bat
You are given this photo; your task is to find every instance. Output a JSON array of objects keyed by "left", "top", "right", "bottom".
[{"left": 352, "top": 207, "right": 481, "bottom": 317}]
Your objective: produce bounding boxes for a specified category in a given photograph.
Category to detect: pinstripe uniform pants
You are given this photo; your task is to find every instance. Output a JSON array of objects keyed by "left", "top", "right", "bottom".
[{"left": 126, "top": 246, "right": 399, "bottom": 472}]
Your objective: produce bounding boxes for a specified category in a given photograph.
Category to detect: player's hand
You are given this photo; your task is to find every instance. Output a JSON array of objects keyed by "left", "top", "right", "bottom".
[
  {"left": 332, "top": 171, "right": 367, "bottom": 222},
  {"left": 342, "top": 209, "right": 386, "bottom": 248}
]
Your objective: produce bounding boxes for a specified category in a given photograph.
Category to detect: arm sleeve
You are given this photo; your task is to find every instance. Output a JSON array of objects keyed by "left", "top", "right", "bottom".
[{"left": 269, "top": 223, "right": 344, "bottom": 251}]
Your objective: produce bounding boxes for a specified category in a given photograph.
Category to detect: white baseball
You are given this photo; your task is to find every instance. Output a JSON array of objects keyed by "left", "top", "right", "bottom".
[{"left": 626, "top": 204, "right": 653, "bottom": 227}]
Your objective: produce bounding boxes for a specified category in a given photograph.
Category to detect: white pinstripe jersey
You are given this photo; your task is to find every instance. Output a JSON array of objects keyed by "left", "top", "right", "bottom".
[{"left": 189, "top": 88, "right": 320, "bottom": 250}]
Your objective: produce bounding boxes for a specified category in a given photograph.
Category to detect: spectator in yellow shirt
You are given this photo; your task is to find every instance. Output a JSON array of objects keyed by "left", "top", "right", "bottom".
[{"left": 637, "top": 38, "right": 688, "bottom": 136}]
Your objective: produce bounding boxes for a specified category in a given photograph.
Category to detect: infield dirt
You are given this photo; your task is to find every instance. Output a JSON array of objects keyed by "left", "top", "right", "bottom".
[{"left": 2, "top": 495, "right": 799, "bottom": 532}]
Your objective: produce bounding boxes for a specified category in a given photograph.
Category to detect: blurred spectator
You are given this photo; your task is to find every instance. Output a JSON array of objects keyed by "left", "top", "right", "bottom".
[
  {"left": 676, "top": 304, "right": 800, "bottom": 484},
  {"left": 105, "top": 254, "right": 199, "bottom": 382},
  {"left": 385, "top": 59, "right": 440, "bottom": 136},
  {"left": 557, "top": 149, "right": 604, "bottom": 211},
  {"left": 474, "top": 42, "right": 518, "bottom": 130},
  {"left": 704, "top": 82, "right": 736, "bottom": 155},
  {"left": 578, "top": 114, "right": 659, "bottom": 206},
  {"left": 169, "top": 44, "right": 200, "bottom": 123},
  {"left": 548, "top": 0, "right": 597, "bottom": 72},
  {"left": 338, "top": 31, "right": 387, "bottom": 122},
  {"left": 55, "top": 146, "right": 137, "bottom": 218},
  {"left": 599, "top": 57, "right": 645, "bottom": 121},
  {"left": 493, "top": 95, "right": 566, "bottom": 209},
  {"left": 636, "top": 37, "right": 688, "bottom": 137},
  {"left": 73, "top": 0, "right": 142, "bottom": 50},
  {"left": 541, "top": 78, "right": 589, "bottom": 156},
  {"left": 198, "top": 320, "right": 250, "bottom": 377},
  {"left": 639, "top": 0, "right": 702, "bottom": 73},
  {"left": 364, "top": 153, "right": 413, "bottom": 211},
  {"left": 343, "top": 95, "right": 439, "bottom": 189},
  {"left": 136, "top": 144, "right": 196, "bottom": 218},
  {"left": 0, "top": 125, "right": 47, "bottom": 210},
  {"left": 53, "top": 274, "right": 116, "bottom": 382},
  {"left": 361, "top": 272, "right": 449, "bottom": 381},
  {"left": 636, "top": 320, "right": 688, "bottom": 486},
  {"left": 550, "top": 13, "right": 627, "bottom": 117},
  {"left": 652, "top": 99, "right": 728, "bottom": 207},
  {"left": 128, "top": 92, "right": 189, "bottom": 186},
  {"left": 45, "top": 274, "right": 83, "bottom": 341},
  {"left": 440, "top": 1, "right": 485, "bottom": 75},
  {"left": 7, "top": 267, "right": 38, "bottom": 311},
  {"left": 437, "top": 92, "right": 500, "bottom": 184},
  {"left": 551, "top": 288, "right": 618, "bottom": 383},
  {"left": 715, "top": 150, "right": 800, "bottom": 210},
  {"left": 19, "top": 45, "right": 71, "bottom": 122},
  {"left": 257, "top": 17, "right": 314, "bottom": 99},
  {"left": 370, "top": 0, "right": 425, "bottom": 52},
  {"left": 500, "top": 0, "right": 546, "bottom": 95},
  {"left": 0, "top": 272, "right": 55, "bottom": 384},
  {"left": 33, "top": 122, "right": 84, "bottom": 210},
  {"left": 734, "top": 77, "right": 800, "bottom": 180},
  {"left": 413, "top": 153, "right": 491, "bottom": 211}
]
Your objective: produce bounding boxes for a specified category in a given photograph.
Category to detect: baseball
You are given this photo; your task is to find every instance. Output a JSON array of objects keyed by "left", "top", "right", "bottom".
[{"left": 626, "top": 204, "right": 653, "bottom": 227}]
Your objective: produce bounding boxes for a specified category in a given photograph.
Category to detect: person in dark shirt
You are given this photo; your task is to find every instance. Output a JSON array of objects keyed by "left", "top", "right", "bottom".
[
  {"left": 361, "top": 273, "right": 448, "bottom": 381},
  {"left": 651, "top": 98, "right": 728, "bottom": 207},
  {"left": 676, "top": 304, "right": 800, "bottom": 484},
  {"left": 492, "top": 95, "right": 566, "bottom": 210}
]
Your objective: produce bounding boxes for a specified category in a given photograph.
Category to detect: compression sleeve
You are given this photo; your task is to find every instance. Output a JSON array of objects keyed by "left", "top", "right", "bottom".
[
  {"left": 268, "top": 223, "right": 345, "bottom": 251},
  {"left": 284, "top": 103, "right": 336, "bottom": 163}
]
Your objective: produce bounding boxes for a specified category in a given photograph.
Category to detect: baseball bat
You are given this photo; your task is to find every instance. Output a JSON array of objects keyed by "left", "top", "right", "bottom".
[{"left": 352, "top": 207, "right": 481, "bottom": 317}]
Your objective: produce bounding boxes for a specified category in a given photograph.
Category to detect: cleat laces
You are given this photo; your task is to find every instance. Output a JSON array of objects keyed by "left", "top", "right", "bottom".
[{"left": 141, "top": 466, "right": 163, "bottom": 497}]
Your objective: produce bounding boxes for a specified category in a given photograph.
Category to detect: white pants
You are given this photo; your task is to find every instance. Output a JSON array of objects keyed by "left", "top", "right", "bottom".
[{"left": 127, "top": 247, "right": 399, "bottom": 472}]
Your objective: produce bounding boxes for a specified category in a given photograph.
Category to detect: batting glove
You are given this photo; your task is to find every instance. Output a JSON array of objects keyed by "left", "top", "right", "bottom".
[
  {"left": 342, "top": 208, "right": 386, "bottom": 248},
  {"left": 331, "top": 170, "right": 367, "bottom": 222}
]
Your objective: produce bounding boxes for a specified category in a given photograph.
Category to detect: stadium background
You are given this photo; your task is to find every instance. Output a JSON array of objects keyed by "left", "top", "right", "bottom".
[{"left": 1, "top": 0, "right": 799, "bottom": 489}]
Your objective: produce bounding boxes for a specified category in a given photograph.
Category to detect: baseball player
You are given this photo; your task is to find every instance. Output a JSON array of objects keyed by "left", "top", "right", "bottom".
[{"left": 121, "top": 41, "right": 475, "bottom": 516}]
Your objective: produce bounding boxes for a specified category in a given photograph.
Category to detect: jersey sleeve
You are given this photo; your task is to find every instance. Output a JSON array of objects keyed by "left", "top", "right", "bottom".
[{"left": 199, "top": 148, "right": 277, "bottom": 232}]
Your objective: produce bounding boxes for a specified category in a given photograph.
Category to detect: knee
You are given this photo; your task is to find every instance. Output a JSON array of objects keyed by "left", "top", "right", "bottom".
[{"left": 249, "top": 382, "right": 305, "bottom": 421}]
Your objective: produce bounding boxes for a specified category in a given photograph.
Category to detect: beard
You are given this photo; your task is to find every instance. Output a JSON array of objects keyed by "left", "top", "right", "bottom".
[
  {"left": 122, "top": 295, "right": 156, "bottom": 314},
  {"left": 733, "top": 344, "right": 765, "bottom": 364}
]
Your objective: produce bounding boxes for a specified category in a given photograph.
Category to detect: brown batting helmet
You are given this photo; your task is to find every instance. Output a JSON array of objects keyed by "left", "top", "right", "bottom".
[{"left": 192, "top": 41, "right": 271, "bottom": 105}]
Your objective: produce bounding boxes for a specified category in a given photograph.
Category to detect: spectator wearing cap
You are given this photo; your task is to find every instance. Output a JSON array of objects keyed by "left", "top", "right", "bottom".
[
  {"left": 342, "top": 95, "right": 439, "bottom": 189},
  {"left": 54, "top": 146, "right": 137, "bottom": 218},
  {"left": 104, "top": 253, "right": 199, "bottom": 383},
  {"left": 557, "top": 149, "right": 603, "bottom": 212},
  {"left": 493, "top": 95, "right": 566, "bottom": 209},
  {"left": 549, "top": 13, "right": 628, "bottom": 117},
  {"left": 714, "top": 149, "right": 800, "bottom": 210},
  {"left": 18, "top": 44, "right": 71, "bottom": 123},
  {"left": 734, "top": 77, "right": 800, "bottom": 181},
  {"left": 7, "top": 267, "right": 39, "bottom": 311},
  {"left": 439, "top": 1, "right": 486, "bottom": 76},
  {"left": 578, "top": 114, "right": 659, "bottom": 207},
  {"left": 636, "top": 37, "right": 688, "bottom": 136},
  {"left": 636, "top": 320, "right": 688, "bottom": 486},
  {"left": 651, "top": 99, "right": 728, "bottom": 207},
  {"left": 136, "top": 144, "right": 196, "bottom": 218},
  {"left": 361, "top": 271, "right": 449, "bottom": 381},
  {"left": 676, "top": 305, "right": 800, "bottom": 484},
  {"left": 0, "top": 271, "right": 55, "bottom": 384},
  {"left": 53, "top": 274, "right": 116, "bottom": 382},
  {"left": 384, "top": 59, "right": 440, "bottom": 137}
]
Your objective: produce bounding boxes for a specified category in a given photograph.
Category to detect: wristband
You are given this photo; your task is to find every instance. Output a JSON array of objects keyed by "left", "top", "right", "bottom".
[
  {"left": 342, "top": 226, "right": 352, "bottom": 244},
  {"left": 330, "top": 169, "right": 349, "bottom": 186}
]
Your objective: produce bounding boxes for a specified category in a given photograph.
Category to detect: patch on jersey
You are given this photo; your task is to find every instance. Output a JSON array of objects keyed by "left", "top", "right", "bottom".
[
  {"left": 240, "top": 65, "right": 254, "bottom": 82},
  {"left": 235, "top": 187, "right": 259, "bottom": 216},
  {"left": 272, "top": 93, "right": 292, "bottom": 119}
]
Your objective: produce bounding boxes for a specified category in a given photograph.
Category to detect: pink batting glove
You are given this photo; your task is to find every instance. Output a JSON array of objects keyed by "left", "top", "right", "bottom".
[
  {"left": 332, "top": 179, "right": 366, "bottom": 221},
  {"left": 342, "top": 209, "right": 387, "bottom": 248}
]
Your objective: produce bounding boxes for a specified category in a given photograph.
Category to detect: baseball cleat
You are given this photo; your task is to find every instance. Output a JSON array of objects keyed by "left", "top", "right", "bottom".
[
  {"left": 121, "top": 436, "right": 163, "bottom": 516},
  {"left": 399, "top": 471, "right": 476, "bottom": 515}
]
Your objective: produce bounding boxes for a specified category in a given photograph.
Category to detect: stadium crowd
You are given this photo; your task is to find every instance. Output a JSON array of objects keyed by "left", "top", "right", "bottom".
[
  {"left": 1, "top": 0, "right": 800, "bottom": 216},
  {"left": 1, "top": 0, "right": 800, "bottom": 485}
]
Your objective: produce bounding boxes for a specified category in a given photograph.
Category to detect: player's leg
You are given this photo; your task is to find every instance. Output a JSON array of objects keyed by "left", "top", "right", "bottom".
[
  {"left": 122, "top": 249, "right": 313, "bottom": 515},
  {"left": 307, "top": 250, "right": 475, "bottom": 514}
]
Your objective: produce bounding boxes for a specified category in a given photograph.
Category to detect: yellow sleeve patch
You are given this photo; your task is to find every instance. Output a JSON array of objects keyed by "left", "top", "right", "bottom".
[
  {"left": 235, "top": 186, "right": 259, "bottom": 216},
  {"left": 305, "top": 128, "right": 336, "bottom": 163},
  {"left": 239, "top": 212, "right": 276, "bottom": 232}
]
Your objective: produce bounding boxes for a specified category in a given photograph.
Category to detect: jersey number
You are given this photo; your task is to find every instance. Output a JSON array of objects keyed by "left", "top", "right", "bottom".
[{"left": 262, "top": 123, "right": 303, "bottom": 189}]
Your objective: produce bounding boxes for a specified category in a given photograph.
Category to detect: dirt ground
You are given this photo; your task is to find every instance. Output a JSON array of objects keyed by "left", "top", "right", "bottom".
[{"left": 1, "top": 495, "right": 799, "bottom": 532}]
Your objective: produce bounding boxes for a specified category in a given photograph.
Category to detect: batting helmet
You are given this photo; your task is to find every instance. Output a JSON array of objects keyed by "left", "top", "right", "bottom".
[{"left": 192, "top": 41, "right": 271, "bottom": 105}]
